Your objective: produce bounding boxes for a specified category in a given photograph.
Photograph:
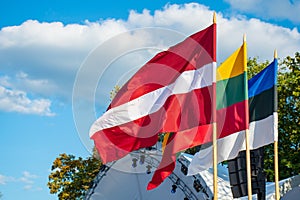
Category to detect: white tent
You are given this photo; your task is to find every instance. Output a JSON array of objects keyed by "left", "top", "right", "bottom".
[{"left": 85, "top": 149, "right": 214, "bottom": 200}]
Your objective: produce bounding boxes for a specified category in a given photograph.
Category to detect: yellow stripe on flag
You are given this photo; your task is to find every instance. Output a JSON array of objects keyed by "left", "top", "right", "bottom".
[
  {"left": 217, "top": 42, "right": 247, "bottom": 81},
  {"left": 162, "top": 132, "right": 170, "bottom": 153}
]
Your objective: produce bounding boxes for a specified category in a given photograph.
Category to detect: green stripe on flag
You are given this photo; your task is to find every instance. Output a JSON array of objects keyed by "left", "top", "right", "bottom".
[{"left": 216, "top": 72, "right": 247, "bottom": 110}]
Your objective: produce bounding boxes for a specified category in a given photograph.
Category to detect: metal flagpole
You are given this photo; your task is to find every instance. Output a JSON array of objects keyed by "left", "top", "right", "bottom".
[
  {"left": 273, "top": 49, "right": 280, "bottom": 200},
  {"left": 212, "top": 11, "right": 218, "bottom": 200},
  {"left": 243, "top": 34, "right": 253, "bottom": 200}
]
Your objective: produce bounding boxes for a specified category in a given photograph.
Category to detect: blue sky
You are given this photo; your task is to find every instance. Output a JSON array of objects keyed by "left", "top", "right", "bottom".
[{"left": 0, "top": 0, "right": 299, "bottom": 199}]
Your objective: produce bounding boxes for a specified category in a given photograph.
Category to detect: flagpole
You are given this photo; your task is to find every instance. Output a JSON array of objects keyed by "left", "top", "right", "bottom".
[
  {"left": 212, "top": 11, "right": 218, "bottom": 200},
  {"left": 243, "top": 34, "right": 253, "bottom": 200},
  {"left": 274, "top": 141, "right": 279, "bottom": 199},
  {"left": 274, "top": 49, "right": 280, "bottom": 200},
  {"left": 213, "top": 122, "right": 218, "bottom": 200}
]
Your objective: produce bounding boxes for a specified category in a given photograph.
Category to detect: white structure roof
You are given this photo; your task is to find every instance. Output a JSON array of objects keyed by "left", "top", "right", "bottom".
[{"left": 86, "top": 149, "right": 300, "bottom": 200}]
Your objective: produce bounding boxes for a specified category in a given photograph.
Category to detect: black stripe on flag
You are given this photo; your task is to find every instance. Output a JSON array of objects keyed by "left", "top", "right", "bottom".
[{"left": 249, "top": 86, "right": 277, "bottom": 122}]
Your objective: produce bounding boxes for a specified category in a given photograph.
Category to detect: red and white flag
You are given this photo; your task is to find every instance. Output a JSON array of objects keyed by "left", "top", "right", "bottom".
[{"left": 90, "top": 22, "right": 216, "bottom": 188}]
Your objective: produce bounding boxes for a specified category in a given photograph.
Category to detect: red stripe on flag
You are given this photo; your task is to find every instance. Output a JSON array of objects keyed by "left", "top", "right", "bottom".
[
  {"left": 190, "top": 23, "right": 216, "bottom": 62},
  {"left": 217, "top": 100, "right": 249, "bottom": 139}
]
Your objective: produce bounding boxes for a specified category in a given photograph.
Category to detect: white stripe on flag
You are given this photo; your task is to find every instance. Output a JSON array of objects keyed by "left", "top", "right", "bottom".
[
  {"left": 187, "top": 113, "right": 276, "bottom": 175},
  {"left": 90, "top": 62, "right": 216, "bottom": 137},
  {"left": 250, "top": 112, "right": 278, "bottom": 147}
]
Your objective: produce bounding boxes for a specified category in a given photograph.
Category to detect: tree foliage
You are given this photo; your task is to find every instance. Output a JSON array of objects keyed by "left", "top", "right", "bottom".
[
  {"left": 48, "top": 153, "right": 101, "bottom": 200},
  {"left": 275, "top": 52, "right": 300, "bottom": 180}
]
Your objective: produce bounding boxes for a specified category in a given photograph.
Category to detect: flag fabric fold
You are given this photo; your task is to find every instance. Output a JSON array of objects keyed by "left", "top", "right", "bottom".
[
  {"left": 188, "top": 55, "right": 278, "bottom": 175},
  {"left": 90, "top": 22, "right": 216, "bottom": 189},
  {"left": 188, "top": 41, "right": 248, "bottom": 175}
]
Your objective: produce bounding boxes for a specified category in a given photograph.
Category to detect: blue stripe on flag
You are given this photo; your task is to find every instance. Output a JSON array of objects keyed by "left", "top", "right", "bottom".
[{"left": 248, "top": 59, "right": 278, "bottom": 98}]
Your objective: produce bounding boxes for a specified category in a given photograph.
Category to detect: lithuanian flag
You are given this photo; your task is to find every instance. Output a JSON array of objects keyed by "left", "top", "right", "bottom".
[
  {"left": 216, "top": 40, "right": 249, "bottom": 139},
  {"left": 188, "top": 40, "right": 249, "bottom": 174}
]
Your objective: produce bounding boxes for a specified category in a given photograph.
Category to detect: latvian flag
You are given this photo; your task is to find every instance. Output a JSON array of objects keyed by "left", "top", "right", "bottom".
[{"left": 90, "top": 20, "right": 217, "bottom": 176}]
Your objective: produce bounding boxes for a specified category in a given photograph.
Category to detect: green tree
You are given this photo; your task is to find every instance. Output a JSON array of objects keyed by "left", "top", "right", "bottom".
[
  {"left": 275, "top": 52, "right": 300, "bottom": 180},
  {"left": 48, "top": 153, "right": 101, "bottom": 200}
]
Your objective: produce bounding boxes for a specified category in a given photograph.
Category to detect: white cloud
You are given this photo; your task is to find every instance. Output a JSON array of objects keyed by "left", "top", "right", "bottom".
[
  {"left": 0, "top": 174, "right": 15, "bottom": 185},
  {"left": 0, "top": 72, "right": 55, "bottom": 116},
  {"left": 0, "top": 174, "right": 4, "bottom": 184},
  {"left": 225, "top": 0, "right": 300, "bottom": 25},
  {"left": 217, "top": 14, "right": 300, "bottom": 63},
  {"left": 0, "top": 83, "right": 55, "bottom": 116},
  {"left": 20, "top": 171, "right": 38, "bottom": 184},
  {"left": 19, "top": 171, "right": 39, "bottom": 190},
  {"left": 0, "top": 2, "right": 299, "bottom": 112},
  {"left": 19, "top": 171, "right": 40, "bottom": 191},
  {"left": 0, "top": 19, "right": 127, "bottom": 49},
  {"left": 0, "top": 171, "right": 41, "bottom": 191},
  {"left": 127, "top": 3, "right": 212, "bottom": 31},
  {"left": 0, "top": 72, "right": 57, "bottom": 97},
  {"left": 23, "top": 184, "right": 33, "bottom": 190},
  {"left": 0, "top": 19, "right": 129, "bottom": 102},
  {"left": 126, "top": 3, "right": 300, "bottom": 62}
]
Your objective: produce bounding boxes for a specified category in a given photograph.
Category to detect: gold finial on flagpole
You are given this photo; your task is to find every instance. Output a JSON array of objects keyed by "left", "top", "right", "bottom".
[
  {"left": 274, "top": 49, "right": 278, "bottom": 59},
  {"left": 243, "top": 34, "right": 246, "bottom": 43},
  {"left": 213, "top": 12, "right": 216, "bottom": 24}
]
